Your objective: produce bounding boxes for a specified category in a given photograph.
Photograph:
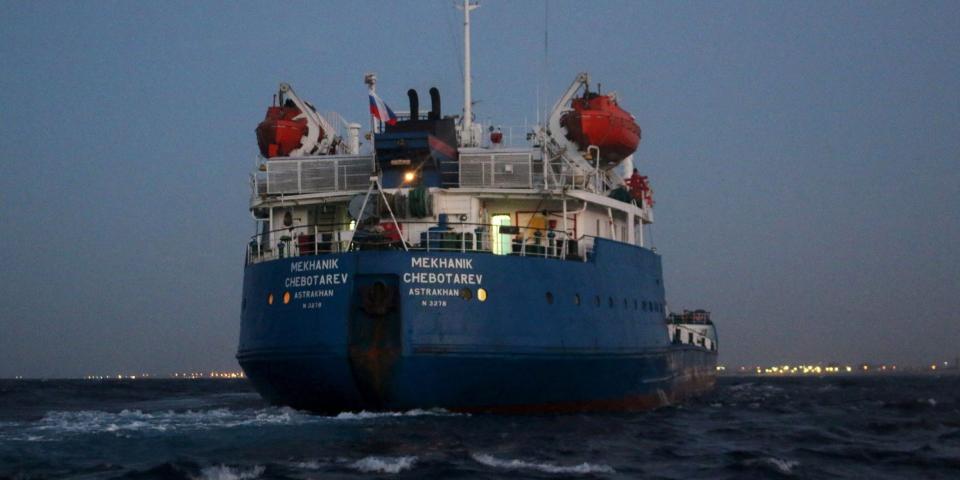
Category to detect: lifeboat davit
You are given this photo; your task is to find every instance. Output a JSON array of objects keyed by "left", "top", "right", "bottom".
[
  {"left": 255, "top": 100, "right": 309, "bottom": 158},
  {"left": 561, "top": 93, "right": 641, "bottom": 168}
]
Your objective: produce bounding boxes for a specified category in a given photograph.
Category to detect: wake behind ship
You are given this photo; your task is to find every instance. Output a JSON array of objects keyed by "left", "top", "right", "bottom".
[{"left": 237, "top": 2, "right": 717, "bottom": 413}]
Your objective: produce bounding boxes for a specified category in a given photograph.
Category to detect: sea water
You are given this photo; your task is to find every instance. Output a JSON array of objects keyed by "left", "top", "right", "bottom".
[{"left": 1, "top": 376, "right": 957, "bottom": 479}]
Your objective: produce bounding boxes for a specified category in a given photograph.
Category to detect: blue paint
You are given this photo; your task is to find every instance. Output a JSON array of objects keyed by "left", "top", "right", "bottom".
[{"left": 238, "top": 239, "right": 717, "bottom": 412}]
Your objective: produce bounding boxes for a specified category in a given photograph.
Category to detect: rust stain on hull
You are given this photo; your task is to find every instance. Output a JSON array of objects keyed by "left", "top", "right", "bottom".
[{"left": 347, "top": 278, "right": 401, "bottom": 408}]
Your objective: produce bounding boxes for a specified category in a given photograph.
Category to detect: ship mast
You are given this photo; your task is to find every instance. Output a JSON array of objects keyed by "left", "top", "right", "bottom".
[{"left": 460, "top": 0, "right": 479, "bottom": 147}]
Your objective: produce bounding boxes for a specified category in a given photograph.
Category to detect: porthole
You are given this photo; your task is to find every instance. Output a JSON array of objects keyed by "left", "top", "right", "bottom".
[
  {"left": 477, "top": 288, "right": 488, "bottom": 302},
  {"left": 608, "top": 297, "right": 614, "bottom": 308},
  {"left": 460, "top": 288, "right": 473, "bottom": 300},
  {"left": 574, "top": 294, "right": 581, "bottom": 306},
  {"left": 546, "top": 292, "right": 554, "bottom": 304},
  {"left": 623, "top": 298, "right": 628, "bottom": 309},
  {"left": 642, "top": 301, "right": 649, "bottom": 311},
  {"left": 267, "top": 293, "right": 274, "bottom": 305},
  {"left": 283, "top": 291, "right": 291, "bottom": 304},
  {"left": 633, "top": 299, "right": 638, "bottom": 310},
  {"left": 594, "top": 295, "right": 601, "bottom": 307}
]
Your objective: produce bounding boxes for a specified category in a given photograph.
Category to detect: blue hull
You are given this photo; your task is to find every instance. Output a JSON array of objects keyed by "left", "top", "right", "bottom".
[{"left": 237, "top": 239, "right": 716, "bottom": 413}]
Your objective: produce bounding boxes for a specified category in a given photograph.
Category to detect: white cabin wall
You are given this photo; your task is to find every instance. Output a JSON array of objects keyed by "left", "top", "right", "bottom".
[
  {"left": 479, "top": 199, "right": 579, "bottom": 234},
  {"left": 434, "top": 193, "right": 473, "bottom": 223}
]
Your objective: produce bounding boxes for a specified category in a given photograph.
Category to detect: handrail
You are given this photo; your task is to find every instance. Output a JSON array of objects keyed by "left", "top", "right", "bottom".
[
  {"left": 245, "top": 220, "right": 584, "bottom": 265},
  {"left": 251, "top": 150, "right": 630, "bottom": 198},
  {"left": 253, "top": 155, "right": 375, "bottom": 197}
]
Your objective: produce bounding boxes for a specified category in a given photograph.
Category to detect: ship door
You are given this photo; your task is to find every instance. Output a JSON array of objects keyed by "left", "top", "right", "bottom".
[
  {"left": 491, "top": 215, "right": 512, "bottom": 255},
  {"left": 348, "top": 274, "right": 401, "bottom": 408}
]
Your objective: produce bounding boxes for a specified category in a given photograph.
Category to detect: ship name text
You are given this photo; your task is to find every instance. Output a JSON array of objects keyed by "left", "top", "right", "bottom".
[
  {"left": 290, "top": 258, "right": 339, "bottom": 272},
  {"left": 410, "top": 257, "right": 473, "bottom": 269},
  {"left": 402, "top": 272, "right": 483, "bottom": 285},
  {"left": 285, "top": 273, "right": 349, "bottom": 288}
]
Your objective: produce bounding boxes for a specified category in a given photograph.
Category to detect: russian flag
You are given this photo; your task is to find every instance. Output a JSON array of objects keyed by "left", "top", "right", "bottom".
[{"left": 368, "top": 91, "right": 397, "bottom": 126}]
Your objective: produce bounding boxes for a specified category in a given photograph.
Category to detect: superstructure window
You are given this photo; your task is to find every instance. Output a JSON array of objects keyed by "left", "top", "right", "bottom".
[{"left": 491, "top": 214, "right": 512, "bottom": 255}]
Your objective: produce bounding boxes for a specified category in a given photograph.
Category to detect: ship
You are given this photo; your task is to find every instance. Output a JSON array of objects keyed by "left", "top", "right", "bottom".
[{"left": 237, "top": 1, "right": 718, "bottom": 413}]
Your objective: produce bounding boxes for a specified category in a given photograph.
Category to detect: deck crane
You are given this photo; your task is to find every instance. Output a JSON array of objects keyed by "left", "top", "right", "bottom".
[
  {"left": 538, "top": 72, "right": 636, "bottom": 193},
  {"left": 279, "top": 82, "right": 338, "bottom": 157},
  {"left": 537, "top": 73, "right": 607, "bottom": 191}
]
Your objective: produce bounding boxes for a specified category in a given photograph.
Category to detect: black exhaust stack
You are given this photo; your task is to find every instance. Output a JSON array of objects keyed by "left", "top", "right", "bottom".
[
  {"left": 407, "top": 89, "right": 419, "bottom": 120},
  {"left": 429, "top": 87, "right": 441, "bottom": 120}
]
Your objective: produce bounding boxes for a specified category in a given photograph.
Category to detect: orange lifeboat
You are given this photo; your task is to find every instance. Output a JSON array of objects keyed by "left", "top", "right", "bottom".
[
  {"left": 255, "top": 100, "right": 309, "bottom": 158},
  {"left": 561, "top": 93, "right": 641, "bottom": 167}
]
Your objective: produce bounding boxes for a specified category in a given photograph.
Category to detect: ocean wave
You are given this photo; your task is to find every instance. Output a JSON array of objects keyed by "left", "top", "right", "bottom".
[
  {"left": 289, "top": 459, "right": 323, "bottom": 470},
  {"left": 332, "top": 408, "right": 463, "bottom": 420},
  {"left": 763, "top": 457, "right": 799, "bottom": 475},
  {"left": 744, "top": 457, "right": 800, "bottom": 476},
  {"left": 471, "top": 453, "right": 615, "bottom": 475},
  {"left": 0, "top": 406, "right": 466, "bottom": 441},
  {"left": 348, "top": 456, "right": 417, "bottom": 474},
  {"left": 192, "top": 465, "right": 265, "bottom": 480},
  {"left": 2, "top": 407, "right": 314, "bottom": 440}
]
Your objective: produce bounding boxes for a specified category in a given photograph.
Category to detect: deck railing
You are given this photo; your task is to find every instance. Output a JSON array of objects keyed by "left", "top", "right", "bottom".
[
  {"left": 246, "top": 221, "right": 590, "bottom": 265},
  {"left": 251, "top": 155, "right": 374, "bottom": 197},
  {"left": 251, "top": 149, "right": 626, "bottom": 197}
]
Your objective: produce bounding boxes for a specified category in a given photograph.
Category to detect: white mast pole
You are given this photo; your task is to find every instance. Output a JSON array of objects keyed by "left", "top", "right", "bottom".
[
  {"left": 462, "top": 0, "right": 479, "bottom": 147},
  {"left": 364, "top": 73, "right": 377, "bottom": 135},
  {"left": 364, "top": 73, "right": 378, "bottom": 167}
]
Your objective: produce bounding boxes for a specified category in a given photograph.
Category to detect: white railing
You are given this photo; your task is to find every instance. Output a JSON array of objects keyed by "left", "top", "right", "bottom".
[
  {"left": 252, "top": 155, "right": 374, "bottom": 197},
  {"left": 459, "top": 150, "right": 539, "bottom": 189},
  {"left": 458, "top": 149, "right": 604, "bottom": 192},
  {"left": 250, "top": 149, "right": 633, "bottom": 200},
  {"left": 246, "top": 222, "right": 592, "bottom": 265}
]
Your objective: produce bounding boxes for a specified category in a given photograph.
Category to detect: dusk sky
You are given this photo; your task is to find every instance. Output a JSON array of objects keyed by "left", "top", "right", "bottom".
[{"left": 1, "top": 0, "right": 957, "bottom": 377}]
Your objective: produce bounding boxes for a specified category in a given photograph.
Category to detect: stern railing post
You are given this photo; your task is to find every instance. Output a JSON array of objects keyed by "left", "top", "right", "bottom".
[{"left": 297, "top": 160, "right": 303, "bottom": 194}]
